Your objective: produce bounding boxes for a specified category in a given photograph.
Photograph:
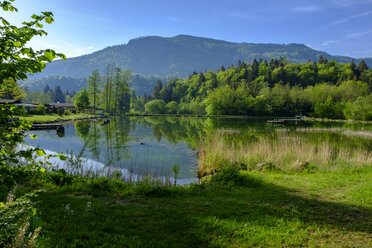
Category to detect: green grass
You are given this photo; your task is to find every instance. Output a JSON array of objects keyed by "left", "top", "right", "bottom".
[
  {"left": 20, "top": 113, "right": 99, "bottom": 122},
  {"left": 1, "top": 167, "right": 371, "bottom": 247}
]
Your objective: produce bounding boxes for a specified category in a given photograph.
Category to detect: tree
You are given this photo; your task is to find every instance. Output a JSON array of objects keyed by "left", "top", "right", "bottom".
[
  {"left": 43, "top": 85, "right": 51, "bottom": 94},
  {"left": 145, "top": 99, "right": 166, "bottom": 114},
  {"left": 53, "top": 85, "right": 65, "bottom": 102},
  {"left": 74, "top": 88, "right": 90, "bottom": 111},
  {"left": 152, "top": 80, "right": 162, "bottom": 99},
  {"left": 0, "top": 78, "right": 24, "bottom": 99},
  {"left": 166, "top": 101, "right": 178, "bottom": 114},
  {"left": 88, "top": 69, "right": 101, "bottom": 111}
]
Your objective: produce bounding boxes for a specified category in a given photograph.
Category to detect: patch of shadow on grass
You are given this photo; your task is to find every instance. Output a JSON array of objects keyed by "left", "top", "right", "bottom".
[{"left": 34, "top": 173, "right": 372, "bottom": 247}]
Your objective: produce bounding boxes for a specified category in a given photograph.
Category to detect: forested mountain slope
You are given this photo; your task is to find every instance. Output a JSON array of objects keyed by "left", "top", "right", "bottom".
[{"left": 29, "top": 35, "right": 372, "bottom": 80}]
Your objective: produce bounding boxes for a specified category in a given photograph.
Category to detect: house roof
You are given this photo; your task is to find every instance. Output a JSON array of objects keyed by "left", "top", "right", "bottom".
[{"left": 46, "top": 103, "right": 75, "bottom": 108}]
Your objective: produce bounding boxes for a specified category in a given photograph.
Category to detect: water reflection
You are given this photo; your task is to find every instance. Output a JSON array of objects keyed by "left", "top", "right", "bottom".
[{"left": 25, "top": 116, "right": 372, "bottom": 183}]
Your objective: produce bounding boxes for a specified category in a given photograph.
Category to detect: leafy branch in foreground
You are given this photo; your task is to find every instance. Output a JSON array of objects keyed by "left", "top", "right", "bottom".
[{"left": 0, "top": 0, "right": 65, "bottom": 245}]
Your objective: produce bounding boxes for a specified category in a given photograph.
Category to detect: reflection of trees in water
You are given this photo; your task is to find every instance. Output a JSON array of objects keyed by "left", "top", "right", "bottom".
[
  {"left": 100, "top": 117, "right": 132, "bottom": 164},
  {"left": 141, "top": 116, "right": 371, "bottom": 153},
  {"left": 73, "top": 117, "right": 370, "bottom": 169},
  {"left": 74, "top": 118, "right": 132, "bottom": 163}
]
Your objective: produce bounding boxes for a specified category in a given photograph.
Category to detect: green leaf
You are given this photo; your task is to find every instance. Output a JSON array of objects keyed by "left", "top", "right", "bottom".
[
  {"left": 29, "top": 134, "right": 38, "bottom": 139},
  {"left": 57, "top": 154, "right": 67, "bottom": 161},
  {"left": 35, "top": 148, "right": 45, "bottom": 157},
  {"left": 0, "top": 202, "right": 4, "bottom": 208},
  {"left": 2, "top": 4, "right": 9, "bottom": 11},
  {"left": 44, "top": 50, "right": 55, "bottom": 61},
  {"left": 45, "top": 16, "right": 53, "bottom": 24},
  {"left": 40, "top": 167, "right": 45, "bottom": 173},
  {"left": 1, "top": 18, "right": 9, "bottom": 25}
]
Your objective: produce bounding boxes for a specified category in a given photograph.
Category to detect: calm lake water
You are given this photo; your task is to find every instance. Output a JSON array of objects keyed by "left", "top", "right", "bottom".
[{"left": 25, "top": 116, "right": 372, "bottom": 183}]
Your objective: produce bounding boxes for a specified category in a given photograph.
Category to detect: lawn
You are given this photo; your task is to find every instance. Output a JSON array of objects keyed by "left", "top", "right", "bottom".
[
  {"left": 20, "top": 113, "right": 99, "bottom": 123},
  {"left": 1, "top": 167, "right": 371, "bottom": 247}
]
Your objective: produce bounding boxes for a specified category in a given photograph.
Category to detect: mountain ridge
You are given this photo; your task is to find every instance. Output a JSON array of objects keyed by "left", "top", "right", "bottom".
[{"left": 28, "top": 34, "right": 372, "bottom": 82}]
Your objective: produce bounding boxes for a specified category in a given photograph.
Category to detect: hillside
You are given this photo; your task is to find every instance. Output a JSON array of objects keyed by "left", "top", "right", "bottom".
[
  {"left": 29, "top": 35, "right": 372, "bottom": 80},
  {"left": 21, "top": 74, "right": 164, "bottom": 96}
]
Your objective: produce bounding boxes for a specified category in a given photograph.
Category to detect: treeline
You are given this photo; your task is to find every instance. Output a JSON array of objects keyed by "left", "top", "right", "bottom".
[
  {"left": 141, "top": 57, "right": 372, "bottom": 120},
  {"left": 23, "top": 85, "right": 76, "bottom": 104},
  {"left": 74, "top": 64, "right": 132, "bottom": 113}
]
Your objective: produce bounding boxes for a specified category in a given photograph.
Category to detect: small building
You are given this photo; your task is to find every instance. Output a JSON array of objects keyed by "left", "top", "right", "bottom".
[{"left": 46, "top": 103, "right": 75, "bottom": 110}]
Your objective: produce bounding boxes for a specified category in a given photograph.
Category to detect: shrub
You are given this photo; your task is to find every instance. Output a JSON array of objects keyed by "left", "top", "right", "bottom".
[
  {"left": 210, "top": 167, "right": 260, "bottom": 187},
  {"left": 145, "top": 100, "right": 166, "bottom": 114},
  {"left": 166, "top": 101, "right": 178, "bottom": 114},
  {"left": 57, "top": 107, "right": 64, "bottom": 116},
  {"left": 0, "top": 188, "right": 41, "bottom": 247},
  {"left": 343, "top": 95, "right": 372, "bottom": 121},
  {"left": 29, "top": 104, "right": 46, "bottom": 115}
]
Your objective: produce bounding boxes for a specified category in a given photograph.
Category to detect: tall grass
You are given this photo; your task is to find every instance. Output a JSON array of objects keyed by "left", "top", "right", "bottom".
[{"left": 198, "top": 132, "right": 372, "bottom": 175}]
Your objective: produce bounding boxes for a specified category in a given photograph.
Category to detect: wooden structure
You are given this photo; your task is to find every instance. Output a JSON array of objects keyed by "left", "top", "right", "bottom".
[
  {"left": 267, "top": 116, "right": 306, "bottom": 124},
  {"left": 31, "top": 123, "right": 63, "bottom": 130}
]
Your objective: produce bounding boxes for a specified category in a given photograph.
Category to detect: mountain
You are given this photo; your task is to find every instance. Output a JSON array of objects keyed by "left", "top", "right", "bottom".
[
  {"left": 21, "top": 74, "right": 164, "bottom": 96},
  {"left": 26, "top": 34, "right": 372, "bottom": 92}
]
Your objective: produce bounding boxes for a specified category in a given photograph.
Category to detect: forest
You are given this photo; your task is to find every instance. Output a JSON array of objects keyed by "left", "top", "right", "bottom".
[{"left": 137, "top": 57, "right": 372, "bottom": 120}]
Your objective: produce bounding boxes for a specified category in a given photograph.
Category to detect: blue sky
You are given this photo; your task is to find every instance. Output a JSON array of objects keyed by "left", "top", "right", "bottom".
[{"left": 3, "top": 0, "right": 372, "bottom": 58}]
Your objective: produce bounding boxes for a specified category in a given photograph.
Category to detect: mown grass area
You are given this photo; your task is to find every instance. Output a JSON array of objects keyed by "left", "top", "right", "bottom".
[
  {"left": 20, "top": 113, "right": 100, "bottom": 123},
  {"left": 1, "top": 166, "right": 371, "bottom": 247}
]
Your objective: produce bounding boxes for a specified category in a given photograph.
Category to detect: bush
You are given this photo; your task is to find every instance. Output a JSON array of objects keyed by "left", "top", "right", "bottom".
[
  {"left": 145, "top": 100, "right": 166, "bottom": 114},
  {"left": 48, "top": 169, "right": 73, "bottom": 186},
  {"left": 0, "top": 188, "right": 41, "bottom": 247},
  {"left": 29, "top": 104, "right": 46, "bottom": 115},
  {"left": 57, "top": 107, "right": 64, "bottom": 116},
  {"left": 312, "top": 96, "right": 344, "bottom": 119},
  {"left": 343, "top": 95, "right": 372, "bottom": 121},
  {"left": 210, "top": 167, "right": 260, "bottom": 187},
  {"left": 166, "top": 101, "right": 178, "bottom": 114}
]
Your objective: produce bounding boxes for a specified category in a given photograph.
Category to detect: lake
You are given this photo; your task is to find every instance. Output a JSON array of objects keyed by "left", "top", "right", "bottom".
[{"left": 25, "top": 116, "right": 372, "bottom": 184}]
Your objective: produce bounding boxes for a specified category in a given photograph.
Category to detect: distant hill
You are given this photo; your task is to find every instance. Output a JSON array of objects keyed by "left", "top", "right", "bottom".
[
  {"left": 21, "top": 74, "right": 164, "bottom": 96},
  {"left": 26, "top": 34, "right": 372, "bottom": 93}
]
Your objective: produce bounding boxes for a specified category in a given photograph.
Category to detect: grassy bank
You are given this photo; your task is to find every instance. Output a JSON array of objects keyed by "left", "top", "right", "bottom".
[
  {"left": 20, "top": 113, "right": 100, "bottom": 123},
  {"left": 1, "top": 164, "right": 371, "bottom": 247},
  {"left": 198, "top": 130, "right": 372, "bottom": 176}
]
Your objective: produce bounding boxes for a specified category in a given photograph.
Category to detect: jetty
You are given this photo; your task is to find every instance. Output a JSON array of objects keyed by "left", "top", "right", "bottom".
[
  {"left": 31, "top": 123, "right": 63, "bottom": 130},
  {"left": 267, "top": 116, "right": 306, "bottom": 124}
]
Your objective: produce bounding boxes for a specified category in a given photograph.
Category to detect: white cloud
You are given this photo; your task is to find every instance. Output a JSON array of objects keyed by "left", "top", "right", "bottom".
[
  {"left": 326, "top": 0, "right": 372, "bottom": 7},
  {"left": 346, "top": 29, "right": 372, "bottom": 38},
  {"left": 319, "top": 10, "right": 372, "bottom": 30},
  {"left": 321, "top": 40, "right": 339, "bottom": 46},
  {"left": 292, "top": 6, "right": 320, "bottom": 13},
  {"left": 26, "top": 37, "right": 95, "bottom": 58}
]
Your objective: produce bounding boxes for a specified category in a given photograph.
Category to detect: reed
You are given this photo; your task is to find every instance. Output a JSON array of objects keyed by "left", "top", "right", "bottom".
[{"left": 198, "top": 132, "right": 372, "bottom": 175}]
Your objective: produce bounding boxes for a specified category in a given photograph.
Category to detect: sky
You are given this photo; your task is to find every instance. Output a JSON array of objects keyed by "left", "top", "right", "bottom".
[{"left": 2, "top": 0, "right": 372, "bottom": 58}]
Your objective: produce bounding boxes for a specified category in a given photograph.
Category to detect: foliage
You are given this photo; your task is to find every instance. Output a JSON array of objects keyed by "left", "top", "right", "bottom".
[
  {"left": 172, "top": 164, "right": 180, "bottom": 186},
  {"left": 146, "top": 59, "right": 371, "bottom": 119},
  {"left": 210, "top": 167, "right": 259, "bottom": 187},
  {"left": 0, "top": 78, "right": 25, "bottom": 100},
  {"left": 29, "top": 104, "right": 46, "bottom": 115},
  {"left": 145, "top": 99, "right": 166, "bottom": 114},
  {"left": 343, "top": 95, "right": 372, "bottom": 121},
  {"left": 166, "top": 101, "right": 178, "bottom": 114},
  {"left": 0, "top": 0, "right": 65, "bottom": 245},
  {"left": 74, "top": 88, "right": 90, "bottom": 111}
]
